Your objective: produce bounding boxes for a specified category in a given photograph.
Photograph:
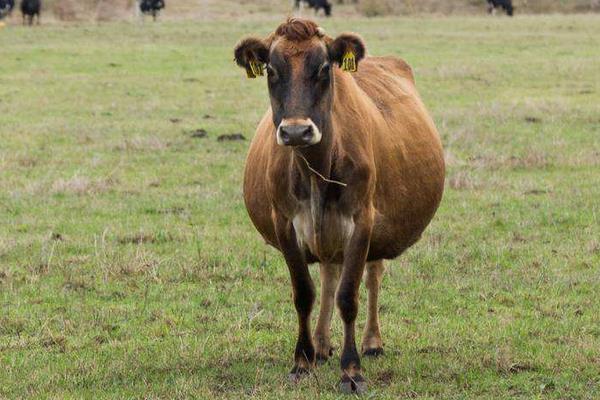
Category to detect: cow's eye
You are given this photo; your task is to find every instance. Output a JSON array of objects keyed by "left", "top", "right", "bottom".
[
  {"left": 318, "top": 63, "right": 330, "bottom": 80},
  {"left": 267, "top": 64, "right": 279, "bottom": 82}
]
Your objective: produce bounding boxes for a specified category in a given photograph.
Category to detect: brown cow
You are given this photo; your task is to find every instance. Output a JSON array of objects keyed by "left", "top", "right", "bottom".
[{"left": 234, "top": 18, "right": 445, "bottom": 394}]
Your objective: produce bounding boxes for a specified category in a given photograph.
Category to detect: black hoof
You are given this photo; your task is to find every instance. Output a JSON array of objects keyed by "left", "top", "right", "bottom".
[
  {"left": 288, "top": 366, "right": 310, "bottom": 383},
  {"left": 363, "top": 347, "right": 384, "bottom": 357},
  {"left": 339, "top": 374, "right": 367, "bottom": 395}
]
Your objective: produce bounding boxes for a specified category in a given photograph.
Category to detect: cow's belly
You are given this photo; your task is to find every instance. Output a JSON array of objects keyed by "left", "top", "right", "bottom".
[{"left": 293, "top": 203, "right": 354, "bottom": 263}]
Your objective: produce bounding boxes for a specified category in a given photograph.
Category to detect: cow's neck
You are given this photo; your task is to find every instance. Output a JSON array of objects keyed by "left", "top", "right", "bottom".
[{"left": 292, "top": 119, "right": 335, "bottom": 257}]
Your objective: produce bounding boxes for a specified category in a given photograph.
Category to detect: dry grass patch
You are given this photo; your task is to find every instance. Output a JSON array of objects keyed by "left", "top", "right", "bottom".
[
  {"left": 51, "top": 0, "right": 80, "bottom": 21},
  {"left": 113, "top": 136, "right": 170, "bottom": 152},
  {"left": 358, "top": 0, "right": 394, "bottom": 16},
  {"left": 16, "top": 155, "right": 39, "bottom": 168},
  {"left": 465, "top": 151, "right": 551, "bottom": 170},
  {"left": 116, "top": 231, "right": 176, "bottom": 245},
  {"left": 96, "top": 0, "right": 136, "bottom": 22},
  {"left": 51, "top": 175, "right": 117, "bottom": 195},
  {"left": 444, "top": 149, "right": 466, "bottom": 167},
  {"left": 448, "top": 170, "right": 480, "bottom": 190},
  {"left": 95, "top": 245, "right": 163, "bottom": 279},
  {"left": 588, "top": 240, "right": 600, "bottom": 255},
  {"left": 482, "top": 346, "right": 538, "bottom": 375},
  {"left": 90, "top": 231, "right": 178, "bottom": 280},
  {"left": 36, "top": 0, "right": 136, "bottom": 21},
  {"left": 562, "top": 150, "right": 600, "bottom": 167},
  {"left": 40, "top": 334, "right": 67, "bottom": 352},
  {"left": 0, "top": 316, "right": 27, "bottom": 336},
  {"left": 0, "top": 237, "right": 17, "bottom": 260},
  {"left": 506, "top": 151, "right": 551, "bottom": 170}
]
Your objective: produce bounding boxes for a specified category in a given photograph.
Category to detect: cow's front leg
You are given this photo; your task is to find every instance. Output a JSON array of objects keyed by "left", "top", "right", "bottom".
[
  {"left": 274, "top": 213, "right": 316, "bottom": 382},
  {"left": 337, "top": 208, "right": 373, "bottom": 394}
]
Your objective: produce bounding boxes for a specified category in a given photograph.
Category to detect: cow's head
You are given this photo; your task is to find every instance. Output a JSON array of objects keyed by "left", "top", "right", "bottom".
[{"left": 234, "top": 18, "right": 365, "bottom": 147}]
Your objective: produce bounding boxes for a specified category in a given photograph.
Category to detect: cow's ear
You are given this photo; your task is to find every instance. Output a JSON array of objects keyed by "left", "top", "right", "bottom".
[
  {"left": 234, "top": 37, "right": 270, "bottom": 79},
  {"left": 328, "top": 33, "right": 366, "bottom": 72}
]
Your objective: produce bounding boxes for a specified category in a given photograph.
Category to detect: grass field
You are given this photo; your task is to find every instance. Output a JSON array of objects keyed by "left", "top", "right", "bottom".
[{"left": 1, "top": 13, "right": 600, "bottom": 399}]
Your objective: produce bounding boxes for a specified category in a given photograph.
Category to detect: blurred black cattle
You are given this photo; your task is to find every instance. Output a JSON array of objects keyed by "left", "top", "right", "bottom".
[
  {"left": 294, "top": 0, "right": 332, "bottom": 17},
  {"left": 487, "top": 0, "right": 514, "bottom": 16},
  {"left": 140, "top": 0, "right": 165, "bottom": 21},
  {"left": 20, "top": 0, "right": 40, "bottom": 25},
  {"left": 0, "top": 0, "right": 15, "bottom": 20}
]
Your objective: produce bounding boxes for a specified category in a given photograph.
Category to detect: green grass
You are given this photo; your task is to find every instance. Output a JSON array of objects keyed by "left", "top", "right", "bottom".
[{"left": 1, "top": 14, "right": 599, "bottom": 399}]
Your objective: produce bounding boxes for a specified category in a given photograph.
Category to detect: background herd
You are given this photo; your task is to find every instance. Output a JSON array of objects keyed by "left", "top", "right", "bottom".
[
  {"left": 296, "top": 0, "right": 515, "bottom": 17},
  {"left": 2, "top": 0, "right": 599, "bottom": 25},
  {"left": 0, "top": 0, "right": 167, "bottom": 24}
]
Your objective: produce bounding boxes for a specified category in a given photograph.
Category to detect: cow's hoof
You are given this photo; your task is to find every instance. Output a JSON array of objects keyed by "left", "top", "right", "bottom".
[
  {"left": 288, "top": 366, "right": 310, "bottom": 383},
  {"left": 339, "top": 374, "right": 367, "bottom": 395},
  {"left": 363, "top": 347, "right": 384, "bottom": 357}
]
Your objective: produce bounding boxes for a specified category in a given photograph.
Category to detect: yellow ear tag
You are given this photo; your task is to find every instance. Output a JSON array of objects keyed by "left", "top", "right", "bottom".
[
  {"left": 341, "top": 51, "right": 357, "bottom": 73},
  {"left": 246, "top": 60, "right": 264, "bottom": 79}
]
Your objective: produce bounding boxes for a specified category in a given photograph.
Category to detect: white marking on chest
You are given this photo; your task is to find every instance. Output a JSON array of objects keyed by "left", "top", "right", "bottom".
[
  {"left": 292, "top": 201, "right": 355, "bottom": 259},
  {"left": 293, "top": 205, "right": 314, "bottom": 250}
]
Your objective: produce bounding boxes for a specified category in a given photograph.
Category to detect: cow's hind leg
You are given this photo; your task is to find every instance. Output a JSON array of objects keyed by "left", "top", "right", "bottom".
[
  {"left": 313, "top": 263, "right": 340, "bottom": 363},
  {"left": 362, "top": 260, "right": 385, "bottom": 356}
]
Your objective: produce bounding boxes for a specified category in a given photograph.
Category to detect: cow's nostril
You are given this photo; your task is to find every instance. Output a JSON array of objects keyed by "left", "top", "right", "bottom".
[
  {"left": 281, "top": 130, "right": 290, "bottom": 143},
  {"left": 302, "top": 128, "right": 313, "bottom": 142}
]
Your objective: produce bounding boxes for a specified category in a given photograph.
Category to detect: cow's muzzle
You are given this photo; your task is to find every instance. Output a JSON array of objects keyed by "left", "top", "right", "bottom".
[{"left": 277, "top": 119, "right": 322, "bottom": 147}]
